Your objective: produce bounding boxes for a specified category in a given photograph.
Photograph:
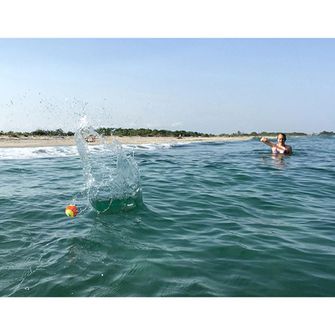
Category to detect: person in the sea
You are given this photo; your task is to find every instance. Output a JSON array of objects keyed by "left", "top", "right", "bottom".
[{"left": 260, "top": 133, "right": 293, "bottom": 154}]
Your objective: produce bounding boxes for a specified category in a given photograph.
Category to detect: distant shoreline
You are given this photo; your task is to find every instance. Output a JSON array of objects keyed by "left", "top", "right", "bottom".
[{"left": 0, "top": 135, "right": 253, "bottom": 148}]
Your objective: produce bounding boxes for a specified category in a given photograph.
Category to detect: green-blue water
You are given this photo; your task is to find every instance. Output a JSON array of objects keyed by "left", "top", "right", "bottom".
[{"left": 1, "top": 136, "right": 335, "bottom": 296}]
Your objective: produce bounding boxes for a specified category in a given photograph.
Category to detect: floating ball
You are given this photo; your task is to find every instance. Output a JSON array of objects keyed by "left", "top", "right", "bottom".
[{"left": 65, "top": 205, "right": 78, "bottom": 217}]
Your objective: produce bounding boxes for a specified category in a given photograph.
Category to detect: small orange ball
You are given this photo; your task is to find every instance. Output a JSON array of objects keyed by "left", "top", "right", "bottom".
[{"left": 65, "top": 204, "right": 78, "bottom": 217}]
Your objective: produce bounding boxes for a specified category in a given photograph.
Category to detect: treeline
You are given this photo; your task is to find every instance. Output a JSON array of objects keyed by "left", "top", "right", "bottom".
[
  {"left": 0, "top": 128, "right": 334, "bottom": 138},
  {"left": 318, "top": 131, "right": 335, "bottom": 136},
  {"left": 95, "top": 127, "right": 213, "bottom": 137},
  {"left": 219, "top": 131, "right": 308, "bottom": 137},
  {"left": 0, "top": 129, "right": 75, "bottom": 138}
]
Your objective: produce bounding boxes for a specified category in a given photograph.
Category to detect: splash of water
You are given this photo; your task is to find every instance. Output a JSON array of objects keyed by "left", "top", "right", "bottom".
[{"left": 75, "top": 116, "right": 142, "bottom": 214}]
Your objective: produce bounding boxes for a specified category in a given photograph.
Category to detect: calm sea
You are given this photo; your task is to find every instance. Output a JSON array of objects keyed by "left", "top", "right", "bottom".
[{"left": 0, "top": 136, "right": 334, "bottom": 296}]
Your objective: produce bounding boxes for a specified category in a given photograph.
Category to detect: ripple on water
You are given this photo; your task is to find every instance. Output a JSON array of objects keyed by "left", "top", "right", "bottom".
[{"left": 1, "top": 137, "right": 335, "bottom": 296}]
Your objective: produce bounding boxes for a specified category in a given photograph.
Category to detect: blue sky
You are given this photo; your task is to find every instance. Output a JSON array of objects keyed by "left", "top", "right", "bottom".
[{"left": 0, "top": 38, "right": 334, "bottom": 134}]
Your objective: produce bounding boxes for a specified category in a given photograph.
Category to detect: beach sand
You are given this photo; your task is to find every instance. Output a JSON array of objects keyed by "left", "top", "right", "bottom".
[{"left": 0, "top": 135, "right": 253, "bottom": 148}]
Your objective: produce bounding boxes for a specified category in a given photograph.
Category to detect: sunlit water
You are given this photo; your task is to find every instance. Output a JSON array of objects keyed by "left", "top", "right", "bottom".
[{"left": 0, "top": 136, "right": 334, "bottom": 296}]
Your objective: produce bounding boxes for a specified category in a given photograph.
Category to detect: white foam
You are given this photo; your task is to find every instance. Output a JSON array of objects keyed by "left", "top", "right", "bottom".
[
  {"left": 0, "top": 141, "right": 187, "bottom": 160},
  {"left": 0, "top": 146, "right": 79, "bottom": 160},
  {"left": 122, "top": 142, "right": 187, "bottom": 151}
]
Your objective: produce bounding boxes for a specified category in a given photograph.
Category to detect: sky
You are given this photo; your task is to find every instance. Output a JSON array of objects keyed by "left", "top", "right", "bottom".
[{"left": 0, "top": 38, "right": 334, "bottom": 134}]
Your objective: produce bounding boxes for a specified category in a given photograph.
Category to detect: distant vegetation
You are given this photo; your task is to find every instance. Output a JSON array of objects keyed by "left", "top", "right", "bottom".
[
  {"left": 95, "top": 127, "right": 213, "bottom": 137},
  {"left": 0, "top": 129, "right": 75, "bottom": 138},
  {"left": 218, "top": 131, "right": 308, "bottom": 137},
  {"left": 0, "top": 128, "right": 333, "bottom": 138},
  {"left": 318, "top": 131, "right": 335, "bottom": 136}
]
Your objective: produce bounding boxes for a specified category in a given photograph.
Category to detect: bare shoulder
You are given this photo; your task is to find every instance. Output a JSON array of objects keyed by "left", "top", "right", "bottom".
[{"left": 286, "top": 145, "right": 293, "bottom": 154}]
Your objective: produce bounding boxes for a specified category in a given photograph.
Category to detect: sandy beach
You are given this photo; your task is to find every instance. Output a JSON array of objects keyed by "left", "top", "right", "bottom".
[{"left": 0, "top": 135, "right": 253, "bottom": 148}]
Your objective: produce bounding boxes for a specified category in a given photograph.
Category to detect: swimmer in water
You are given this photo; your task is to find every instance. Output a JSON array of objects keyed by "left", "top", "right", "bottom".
[{"left": 260, "top": 133, "right": 293, "bottom": 155}]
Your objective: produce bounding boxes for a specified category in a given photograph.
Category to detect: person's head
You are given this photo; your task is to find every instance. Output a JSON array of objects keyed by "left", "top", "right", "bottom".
[{"left": 277, "top": 133, "right": 287, "bottom": 144}]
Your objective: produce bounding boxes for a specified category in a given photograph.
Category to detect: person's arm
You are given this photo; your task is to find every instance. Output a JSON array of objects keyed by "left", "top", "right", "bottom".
[
  {"left": 275, "top": 143, "right": 292, "bottom": 154},
  {"left": 285, "top": 145, "right": 292, "bottom": 154},
  {"left": 275, "top": 143, "right": 287, "bottom": 151},
  {"left": 260, "top": 137, "right": 275, "bottom": 148}
]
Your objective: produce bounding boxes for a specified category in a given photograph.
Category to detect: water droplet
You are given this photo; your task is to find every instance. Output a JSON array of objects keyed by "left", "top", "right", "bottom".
[{"left": 75, "top": 117, "right": 142, "bottom": 214}]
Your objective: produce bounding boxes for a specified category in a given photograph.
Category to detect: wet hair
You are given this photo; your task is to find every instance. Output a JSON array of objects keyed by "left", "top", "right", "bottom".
[{"left": 278, "top": 133, "right": 286, "bottom": 141}]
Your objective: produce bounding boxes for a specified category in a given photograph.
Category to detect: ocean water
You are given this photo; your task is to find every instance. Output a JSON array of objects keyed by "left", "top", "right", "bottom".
[{"left": 0, "top": 136, "right": 335, "bottom": 297}]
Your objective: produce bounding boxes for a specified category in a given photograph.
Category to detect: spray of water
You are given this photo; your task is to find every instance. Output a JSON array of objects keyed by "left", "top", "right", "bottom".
[{"left": 75, "top": 116, "right": 142, "bottom": 214}]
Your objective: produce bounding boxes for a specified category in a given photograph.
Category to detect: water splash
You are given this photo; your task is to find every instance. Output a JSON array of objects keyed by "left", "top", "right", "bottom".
[{"left": 75, "top": 116, "right": 142, "bottom": 214}]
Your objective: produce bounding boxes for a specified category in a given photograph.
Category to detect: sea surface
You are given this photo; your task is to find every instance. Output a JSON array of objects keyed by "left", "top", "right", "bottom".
[{"left": 0, "top": 136, "right": 335, "bottom": 297}]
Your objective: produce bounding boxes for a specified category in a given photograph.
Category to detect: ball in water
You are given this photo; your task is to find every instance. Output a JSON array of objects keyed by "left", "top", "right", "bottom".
[{"left": 65, "top": 205, "right": 78, "bottom": 217}]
